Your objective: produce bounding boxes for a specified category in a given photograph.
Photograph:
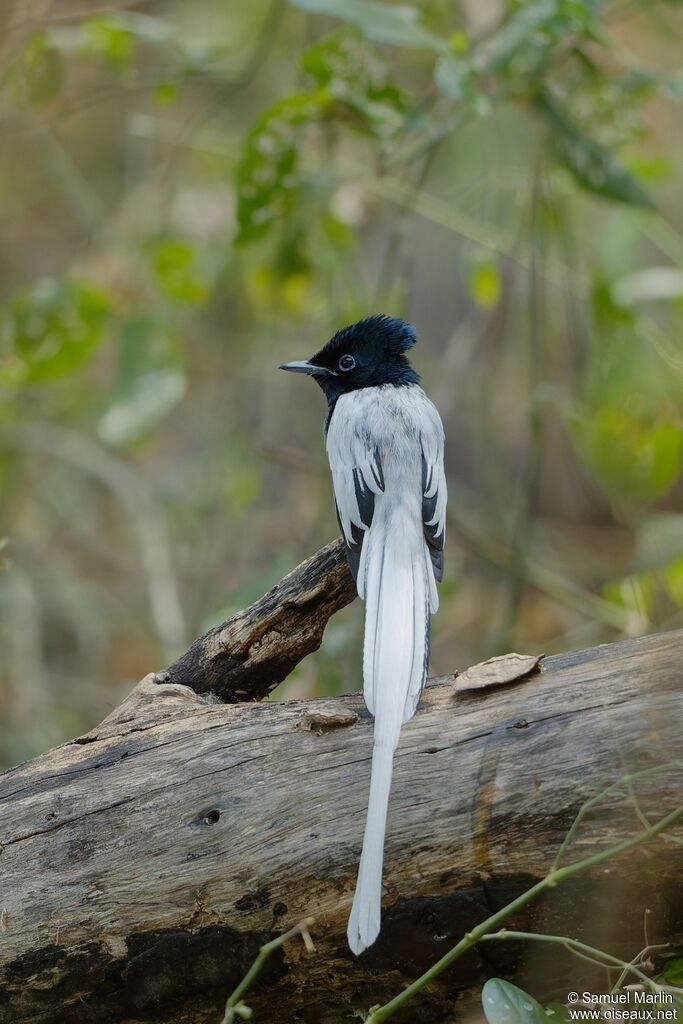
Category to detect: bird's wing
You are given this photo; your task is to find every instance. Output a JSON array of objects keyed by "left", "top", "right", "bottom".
[
  {"left": 420, "top": 399, "right": 447, "bottom": 590},
  {"left": 326, "top": 404, "right": 385, "bottom": 587},
  {"left": 325, "top": 397, "right": 385, "bottom": 589}
]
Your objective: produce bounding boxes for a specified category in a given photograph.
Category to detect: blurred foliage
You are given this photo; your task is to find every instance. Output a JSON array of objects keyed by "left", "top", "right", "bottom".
[
  {"left": 1, "top": 277, "right": 111, "bottom": 383},
  {"left": 1, "top": 0, "right": 683, "bottom": 767}
]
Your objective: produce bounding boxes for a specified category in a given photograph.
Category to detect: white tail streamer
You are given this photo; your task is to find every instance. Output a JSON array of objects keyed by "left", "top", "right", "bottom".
[{"left": 347, "top": 509, "right": 431, "bottom": 955}]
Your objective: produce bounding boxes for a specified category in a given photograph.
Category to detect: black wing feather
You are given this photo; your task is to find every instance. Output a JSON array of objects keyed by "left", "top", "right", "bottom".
[
  {"left": 336, "top": 449, "right": 385, "bottom": 583},
  {"left": 422, "top": 453, "right": 444, "bottom": 582}
]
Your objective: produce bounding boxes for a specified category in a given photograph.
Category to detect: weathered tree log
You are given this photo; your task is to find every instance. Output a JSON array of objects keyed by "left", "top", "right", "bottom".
[
  {"left": 1, "top": 628, "right": 681, "bottom": 1024},
  {"left": 160, "top": 539, "right": 356, "bottom": 702}
]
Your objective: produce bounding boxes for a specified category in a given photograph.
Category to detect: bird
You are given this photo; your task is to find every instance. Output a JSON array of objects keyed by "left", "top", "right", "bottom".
[{"left": 280, "top": 314, "right": 447, "bottom": 956}]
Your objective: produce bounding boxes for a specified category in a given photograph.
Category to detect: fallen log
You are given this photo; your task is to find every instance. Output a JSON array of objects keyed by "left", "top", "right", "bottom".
[{"left": 0, "top": 544, "right": 681, "bottom": 1024}]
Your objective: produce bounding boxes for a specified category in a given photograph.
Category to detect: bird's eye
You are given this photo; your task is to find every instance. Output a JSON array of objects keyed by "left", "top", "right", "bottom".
[{"left": 338, "top": 354, "right": 356, "bottom": 372}]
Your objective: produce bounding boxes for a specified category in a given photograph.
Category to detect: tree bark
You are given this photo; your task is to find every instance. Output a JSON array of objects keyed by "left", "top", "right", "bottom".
[
  {"left": 159, "top": 539, "right": 356, "bottom": 702},
  {"left": 0, "top": 545, "right": 682, "bottom": 1024}
]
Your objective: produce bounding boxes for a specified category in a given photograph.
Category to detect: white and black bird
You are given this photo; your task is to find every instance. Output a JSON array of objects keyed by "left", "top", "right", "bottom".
[{"left": 280, "top": 314, "right": 447, "bottom": 955}]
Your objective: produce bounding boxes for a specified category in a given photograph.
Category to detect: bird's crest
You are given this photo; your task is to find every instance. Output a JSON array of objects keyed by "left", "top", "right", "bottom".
[{"left": 315, "top": 314, "right": 417, "bottom": 362}]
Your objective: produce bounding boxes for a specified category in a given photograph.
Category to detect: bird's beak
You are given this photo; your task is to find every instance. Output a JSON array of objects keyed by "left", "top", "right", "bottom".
[
  {"left": 279, "top": 360, "right": 316, "bottom": 374},
  {"left": 279, "top": 360, "right": 336, "bottom": 377}
]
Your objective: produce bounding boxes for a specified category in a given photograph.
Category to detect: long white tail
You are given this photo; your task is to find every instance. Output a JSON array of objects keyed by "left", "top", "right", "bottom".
[{"left": 347, "top": 512, "right": 432, "bottom": 955}]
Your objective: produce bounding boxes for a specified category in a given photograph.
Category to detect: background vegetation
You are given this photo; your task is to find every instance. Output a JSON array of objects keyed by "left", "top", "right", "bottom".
[{"left": 1, "top": 0, "right": 683, "bottom": 769}]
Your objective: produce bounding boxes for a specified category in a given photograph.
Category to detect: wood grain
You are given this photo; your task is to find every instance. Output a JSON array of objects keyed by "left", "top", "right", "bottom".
[
  {"left": 0, "top": 630, "right": 681, "bottom": 1023},
  {"left": 160, "top": 539, "right": 356, "bottom": 702}
]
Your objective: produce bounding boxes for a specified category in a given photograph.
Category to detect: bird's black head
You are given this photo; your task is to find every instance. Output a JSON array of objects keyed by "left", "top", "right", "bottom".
[{"left": 280, "top": 314, "right": 420, "bottom": 406}]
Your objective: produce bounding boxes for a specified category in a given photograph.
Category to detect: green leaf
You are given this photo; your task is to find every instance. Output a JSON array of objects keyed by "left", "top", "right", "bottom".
[
  {"left": 662, "top": 956, "right": 683, "bottom": 986},
  {"left": 236, "top": 91, "right": 330, "bottom": 244},
  {"left": 236, "top": 33, "right": 410, "bottom": 244},
  {"left": 288, "top": 0, "right": 444, "bottom": 50},
  {"left": 482, "top": 979, "right": 549, "bottom": 1024},
  {"left": 538, "top": 90, "right": 654, "bottom": 209},
  {"left": 301, "top": 32, "right": 410, "bottom": 130},
  {"left": 0, "top": 279, "right": 110, "bottom": 384}
]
